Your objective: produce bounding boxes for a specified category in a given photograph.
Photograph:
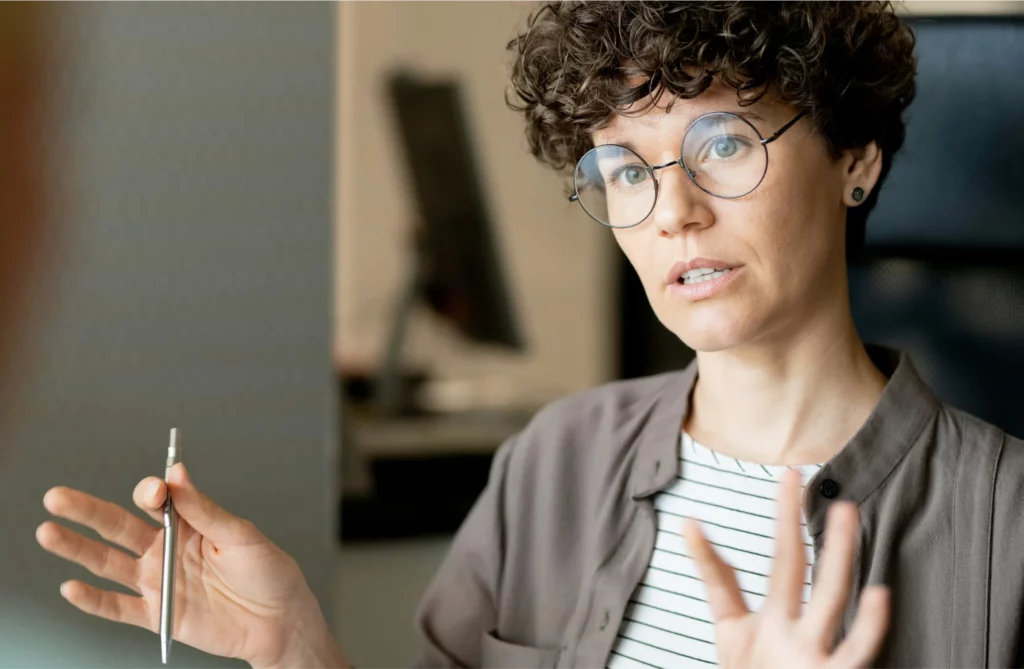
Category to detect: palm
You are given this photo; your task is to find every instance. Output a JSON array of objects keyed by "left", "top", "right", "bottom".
[
  {"left": 717, "top": 615, "right": 829, "bottom": 669},
  {"left": 125, "top": 520, "right": 298, "bottom": 661},
  {"left": 37, "top": 474, "right": 310, "bottom": 667}
]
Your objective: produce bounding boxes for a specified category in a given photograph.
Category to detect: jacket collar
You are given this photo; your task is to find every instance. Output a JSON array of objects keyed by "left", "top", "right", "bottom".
[{"left": 629, "top": 344, "right": 942, "bottom": 536}]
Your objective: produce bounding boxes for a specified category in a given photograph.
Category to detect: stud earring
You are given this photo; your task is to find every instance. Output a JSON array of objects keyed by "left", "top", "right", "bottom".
[{"left": 852, "top": 187, "right": 865, "bottom": 202}]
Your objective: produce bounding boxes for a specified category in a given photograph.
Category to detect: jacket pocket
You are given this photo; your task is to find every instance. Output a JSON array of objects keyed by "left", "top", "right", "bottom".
[{"left": 480, "top": 630, "right": 560, "bottom": 669}]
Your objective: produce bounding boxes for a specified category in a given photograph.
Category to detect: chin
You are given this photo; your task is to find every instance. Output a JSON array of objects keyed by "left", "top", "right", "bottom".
[{"left": 659, "top": 312, "right": 757, "bottom": 354}]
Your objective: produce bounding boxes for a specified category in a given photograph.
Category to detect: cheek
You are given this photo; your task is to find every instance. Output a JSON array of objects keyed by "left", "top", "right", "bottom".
[{"left": 744, "top": 167, "right": 836, "bottom": 261}]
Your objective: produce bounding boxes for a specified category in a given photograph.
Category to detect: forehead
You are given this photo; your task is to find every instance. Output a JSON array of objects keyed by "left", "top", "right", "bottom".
[{"left": 594, "top": 78, "right": 774, "bottom": 141}]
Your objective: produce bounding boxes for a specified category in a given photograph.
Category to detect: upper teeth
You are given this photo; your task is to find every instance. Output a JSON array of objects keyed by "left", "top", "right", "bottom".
[{"left": 682, "top": 268, "right": 731, "bottom": 284}]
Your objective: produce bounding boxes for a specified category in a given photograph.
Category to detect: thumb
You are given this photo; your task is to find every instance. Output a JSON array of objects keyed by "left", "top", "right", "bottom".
[{"left": 166, "top": 463, "right": 259, "bottom": 546}]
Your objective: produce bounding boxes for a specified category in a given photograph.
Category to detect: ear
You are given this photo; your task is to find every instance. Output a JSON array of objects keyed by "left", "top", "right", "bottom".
[{"left": 841, "top": 141, "right": 883, "bottom": 207}]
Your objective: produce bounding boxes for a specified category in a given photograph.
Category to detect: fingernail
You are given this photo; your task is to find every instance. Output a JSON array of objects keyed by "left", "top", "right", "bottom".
[
  {"left": 60, "top": 582, "right": 68, "bottom": 598},
  {"left": 177, "top": 463, "right": 190, "bottom": 485},
  {"left": 147, "top": 480, "right": 161, "bottom": 500},
  {"left": 166, "top": 462, "right": 188, "bottom": 487}
]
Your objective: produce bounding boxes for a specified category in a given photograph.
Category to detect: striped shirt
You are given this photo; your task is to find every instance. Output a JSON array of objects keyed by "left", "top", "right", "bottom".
[{"left": 607, "top": 432, "right": 824, "bottom": 669}]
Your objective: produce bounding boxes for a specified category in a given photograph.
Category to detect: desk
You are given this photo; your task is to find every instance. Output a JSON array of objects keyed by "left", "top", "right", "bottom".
[
  {"left": 339, "top": 406, "right": 538, "bottom": 540},
  {"left": 352, "top": 408, "right": 535, "bottom": 458}
]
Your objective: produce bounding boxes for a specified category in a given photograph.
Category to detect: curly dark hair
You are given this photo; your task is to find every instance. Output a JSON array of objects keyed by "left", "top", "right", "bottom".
[{"left": 506, "top": 1, "right": 917, "bottom": 255}]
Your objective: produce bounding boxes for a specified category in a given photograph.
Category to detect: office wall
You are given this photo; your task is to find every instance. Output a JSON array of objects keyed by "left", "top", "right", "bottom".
[
  {"left": 332, "top": 1, "right": 1023, "bottom": 410},
  {"left": 0, "top": 4, "right": 336, "bottom": 667}
]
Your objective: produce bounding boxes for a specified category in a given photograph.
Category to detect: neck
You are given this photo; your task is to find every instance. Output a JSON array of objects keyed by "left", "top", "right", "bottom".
[{"left": 683, "top": 296, "right": 889, "bottom": 467}]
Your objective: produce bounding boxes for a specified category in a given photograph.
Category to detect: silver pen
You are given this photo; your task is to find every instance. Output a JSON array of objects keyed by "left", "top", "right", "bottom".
[{"left": 160, "top": 428, "right": 181, "bottom": 664}]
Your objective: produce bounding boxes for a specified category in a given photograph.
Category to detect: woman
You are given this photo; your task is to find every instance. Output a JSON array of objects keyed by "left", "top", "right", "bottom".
[{"left": 35, "top": 2, "right": 1024, "bottom": 668}]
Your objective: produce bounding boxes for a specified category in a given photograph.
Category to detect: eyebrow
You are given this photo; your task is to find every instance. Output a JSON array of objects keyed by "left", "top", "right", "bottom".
[
  {"left": 735, "top": 109, "right": 767, "bottom": 123},
  {"left": 605, "top": 138, "right": 642, "bottom": 154},
  {"left": 599, "top": 108, "right": 771, "bottom": 153}
]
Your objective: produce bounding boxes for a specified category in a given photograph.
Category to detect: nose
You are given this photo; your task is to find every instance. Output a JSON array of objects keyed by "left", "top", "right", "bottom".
[{"left": 650, "top": 163, "right": 714, "bottom": 237}]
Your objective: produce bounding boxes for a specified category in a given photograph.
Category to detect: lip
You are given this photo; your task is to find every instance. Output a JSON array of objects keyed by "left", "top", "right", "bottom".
[
  {"left": 666, "top": 259, "right": 743, "bottom": 302},
  {"left": 665, "top": 257, "right": 742, "bottom": 285}
]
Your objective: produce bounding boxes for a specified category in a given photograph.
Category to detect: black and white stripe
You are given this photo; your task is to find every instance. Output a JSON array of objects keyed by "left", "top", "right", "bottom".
[{"left": 607, "top": 433, "right": 823, "bottom": 669}]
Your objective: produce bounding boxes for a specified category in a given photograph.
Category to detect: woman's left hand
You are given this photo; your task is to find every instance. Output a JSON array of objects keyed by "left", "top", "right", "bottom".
[{"left": 681, "top": 468, "right": 891, "bottom": 669}]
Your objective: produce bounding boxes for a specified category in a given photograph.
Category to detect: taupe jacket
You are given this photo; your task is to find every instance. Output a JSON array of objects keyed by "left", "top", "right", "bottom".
[{"left": 413, "top": 346, "right": 1024, "bottom": 668}]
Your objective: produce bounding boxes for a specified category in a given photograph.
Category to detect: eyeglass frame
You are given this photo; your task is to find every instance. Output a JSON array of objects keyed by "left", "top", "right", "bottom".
[{"left": 567, "top": 109, "right": 808, "bottom": 229}]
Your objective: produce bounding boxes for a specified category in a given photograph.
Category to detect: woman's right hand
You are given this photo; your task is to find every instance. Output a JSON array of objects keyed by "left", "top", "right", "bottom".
[
  {"left": 682, "top": 468, "right": 890, "bottom": 669},
  {"left": 36, "top": 463, "right": 350, "bottom": 669}
]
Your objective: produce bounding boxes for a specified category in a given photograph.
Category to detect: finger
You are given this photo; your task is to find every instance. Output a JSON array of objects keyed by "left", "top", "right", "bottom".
[
  {"left": 42, "top": 486, "right": 157, "bottom": 556},
  {"left": 766, "top": 468, "right": 806, "bottom": 617},
  {"left": 804, "top": 501, "right": 859, "bottom": 643},
  {"left": 681, "top": 518, "right": 748, "bottom": 622},
  {"left": 132, "top": 476, "right": 168, "bottom": 524},
  {"left": 58, "top": 579, "right": 154, "bottom": 632},
  {"left": 36, "top": 521, "right": 141, "bottom": 593},
  {"left": 166, "top": 463, "right": 259, "bottom": 546},
  {"left": 826, "top": 586, "right": 891, "bottom": 669}
]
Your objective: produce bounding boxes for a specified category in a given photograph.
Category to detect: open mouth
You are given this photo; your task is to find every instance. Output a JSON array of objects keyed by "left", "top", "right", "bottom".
[{"left": 678, "top": 267, "right": 734, "bottom": 285}]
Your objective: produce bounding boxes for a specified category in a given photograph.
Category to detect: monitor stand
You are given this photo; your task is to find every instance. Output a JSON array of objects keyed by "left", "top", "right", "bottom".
[{"left": 375, "top": 236, "right": 425, "bottom": 417}]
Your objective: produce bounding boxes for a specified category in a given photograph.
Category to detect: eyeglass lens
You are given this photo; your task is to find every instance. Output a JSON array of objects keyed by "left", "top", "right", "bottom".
[{"left": 574, "top": 112, "right": 769, "bottom": 228}]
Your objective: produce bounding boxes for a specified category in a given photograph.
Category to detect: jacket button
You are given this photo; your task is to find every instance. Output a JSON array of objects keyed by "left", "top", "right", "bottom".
[
  {"left": 599, "top": 609, "right": 610, "bottom": 631},
  {"left": 819, "top": 478, "right": 839, "bottom": 499}
]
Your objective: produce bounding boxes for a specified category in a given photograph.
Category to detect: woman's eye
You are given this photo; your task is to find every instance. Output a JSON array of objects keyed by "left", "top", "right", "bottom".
[
  {"left": 611, "top": 165, "right": 648, "bottom": 186},
  {"left": 701, "top": 135, "right": 749, "bottom": 161},
  {"left": 712, "top": 137, "right": 738, "bottom": 158}
]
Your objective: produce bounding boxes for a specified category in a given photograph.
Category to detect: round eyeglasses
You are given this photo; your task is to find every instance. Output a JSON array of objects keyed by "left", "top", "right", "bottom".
[{"left": 568, "top": 110, "right": 807, "bottom": 229}]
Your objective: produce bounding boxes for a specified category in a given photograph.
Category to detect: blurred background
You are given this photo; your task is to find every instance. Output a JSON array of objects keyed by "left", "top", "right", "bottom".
[{"left": 0, "top": 2, "right": 1022, "bottom": 668}]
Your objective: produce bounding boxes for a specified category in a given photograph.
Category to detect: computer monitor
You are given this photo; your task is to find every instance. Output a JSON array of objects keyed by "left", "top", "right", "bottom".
[{"left": 375, "top": 68, "right": 526, "bottom": 414}]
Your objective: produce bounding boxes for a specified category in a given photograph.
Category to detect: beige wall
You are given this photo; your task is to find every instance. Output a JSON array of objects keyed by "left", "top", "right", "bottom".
[
  {"left": 898, "top": 1, "right": 1024, "bottom": 14},
  {"left": 332, "top": 1, "right": 1024, "bottom": 410}
]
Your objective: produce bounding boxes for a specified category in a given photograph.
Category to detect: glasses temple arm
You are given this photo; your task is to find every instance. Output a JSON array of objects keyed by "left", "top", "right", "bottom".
[{"left": 761, "top": 110, "right": 808, "bottom": 145}]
